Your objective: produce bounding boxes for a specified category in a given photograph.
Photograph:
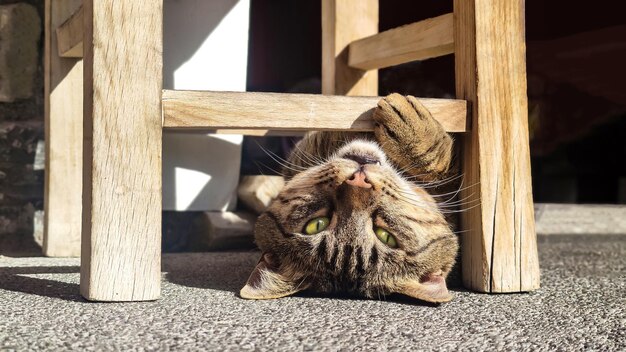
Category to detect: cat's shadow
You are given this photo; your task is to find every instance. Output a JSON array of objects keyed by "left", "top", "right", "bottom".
[
  {"left": 295, "top": 291, "right": 445, "bottom": 307},
  {"left": 163, "top": 251, "right": 260, "bottom": 292},
  {"left": 163, "top": 251, "right": 464, "bottom": 307}
]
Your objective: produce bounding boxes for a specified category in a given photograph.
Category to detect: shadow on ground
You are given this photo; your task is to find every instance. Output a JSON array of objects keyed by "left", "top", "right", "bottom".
[
  {"left": 163, "top": 250, "right": 261, "bottom": 293},
  {"left": 0, "top": 265, "right": 82, "bottom": 302},
  {"left": 162, "top": 250, "right": 465, "bottom": 307}
]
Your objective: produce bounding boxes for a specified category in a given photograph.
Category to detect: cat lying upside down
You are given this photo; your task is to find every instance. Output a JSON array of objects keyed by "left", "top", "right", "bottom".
[{"left": 240, "top": 93, "right": 458, "bottom": 303}]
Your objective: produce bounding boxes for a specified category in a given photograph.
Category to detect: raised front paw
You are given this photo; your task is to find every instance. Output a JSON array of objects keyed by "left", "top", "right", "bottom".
[{"left": 373, "top": 93, "right": 452, "bottom": 176}]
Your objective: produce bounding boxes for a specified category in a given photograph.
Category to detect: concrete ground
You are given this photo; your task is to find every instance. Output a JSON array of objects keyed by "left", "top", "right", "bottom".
[{"left": 1, "top": 235, "right": 624, "bottom": 351}]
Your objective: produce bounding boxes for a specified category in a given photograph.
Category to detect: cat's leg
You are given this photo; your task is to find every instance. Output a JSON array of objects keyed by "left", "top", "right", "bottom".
[{"left": 373, "top": 93, "right": 454, "bottom": 181}]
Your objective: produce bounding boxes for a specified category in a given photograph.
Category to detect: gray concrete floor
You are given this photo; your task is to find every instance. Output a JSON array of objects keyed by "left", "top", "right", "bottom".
[{"left": 1, "top": 235, "right": 625, "bottom": 351}]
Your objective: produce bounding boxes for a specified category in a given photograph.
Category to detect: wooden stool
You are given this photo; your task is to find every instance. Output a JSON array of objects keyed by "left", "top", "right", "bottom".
[{"left": 44, "top": 0, "right": 539, "bottom": 301}]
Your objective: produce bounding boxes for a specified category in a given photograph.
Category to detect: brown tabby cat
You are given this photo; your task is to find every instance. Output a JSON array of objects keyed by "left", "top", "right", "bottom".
[{"left": 240, "top": 93, "right": 458, "bottom": 303}]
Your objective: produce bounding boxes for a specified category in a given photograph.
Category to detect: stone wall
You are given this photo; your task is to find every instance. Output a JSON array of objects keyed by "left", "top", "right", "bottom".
[{"left": 0, "top": 0, "right": 44, "bottom": 255}]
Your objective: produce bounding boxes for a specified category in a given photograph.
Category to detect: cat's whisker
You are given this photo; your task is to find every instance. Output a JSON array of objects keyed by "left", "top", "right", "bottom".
[
  {"left": 259, "top": 144, "right": 309, "bottom": 173},
  {"left": 291, "top": 141, "right": 325, "bottom": 167},
  {"left": 438, "top": 176, "right": 465, "bottom": 205},
  {"left": 403, "top": 178, "right": 462, "bottom": 191},
  {"left": 405, "top": 195, "right": 481, "bottom": 212},
  {"left": 291, "top": 147, "right": 315, "bottom": 167},
  {"left": 436, "top": 180, "right": 482, "bottom": 207},
  {"left": 426, "top": 179, "right": 473, "bottom": 207},
  {"left": 386, "top": 191, "right": 444, "bottom": 210},
  {"left": 437, "top": 197, "right": 481, "bottom": 209},
  {"left": 408, "top": 173, "right": 465, "bottom": 188},
  {"left": 387, "top": 189, "right": 481, "bottom": 213},
  {"left": 295, "top": 274, "right": 310, "bottom": 292},
  {"left": 437, "top": 192, "right": 477, "bottom": 206},
  {"left": 401, "top": 172, "right": 431, "bottom": 180},
  {"left": 427, "top": 183, "right": 480, "bottom": 198},
  {"left": 289, "top": 149, "right": 317, "bottom": 169},
  {"left": 301, "top": 149, "right": 326, "bottom": 167},
  {"left": 387, "top": 185, "right": 467, "bottom": 207},
  {"left": 439, "top": 202, "right": 482, "bottom": 214},
  {"left": 395, "top": 160, "right": 455, "bottom": 181},
  {"left": 271, "top": 158, "right": 308, "bottom": 174},
  {"left": 253, "top": 160, "right": 291, "bottom": 178},
  {"left": 396, "top": 162, "right": 429, "bottom": 177},
  {"left": 438, "top": 200, "right": 482, "bottom": 212},
  {"left": 390, "top": 185, "right": 468, "bottom": 199},
  {"left": 256, "top": 141, "right": 310, "bottom": 169},
  {"left": 391, "top": 180, "right": 482, "bottom": 211},
  {"left": 392, "top": 192, "right": 443, "bottom": 207}
]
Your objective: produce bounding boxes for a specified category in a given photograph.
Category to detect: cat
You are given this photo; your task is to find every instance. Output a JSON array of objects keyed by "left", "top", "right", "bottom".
[{"left": 240, "top": 93, "right": 459, "bottom": 303}]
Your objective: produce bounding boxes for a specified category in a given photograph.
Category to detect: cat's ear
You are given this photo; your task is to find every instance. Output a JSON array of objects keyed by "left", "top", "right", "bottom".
[
  {"left": 396, "top": 271, "right": 453, "bottom": 303},
  {"left": 240, "top": 253, "right": 309, "bottom": 300}
]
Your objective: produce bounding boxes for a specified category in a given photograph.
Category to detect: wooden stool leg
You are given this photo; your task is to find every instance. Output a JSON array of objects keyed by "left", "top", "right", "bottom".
[
  {"left": 43, "top": 0, "right": 83, "bottom": 257},
  {"left": 454, "top": 0, "right": 540, "bottom": 292},
  {"left": 321, "top": 0, "right": 378, "bottom": 96},
  {"left": 80, "top": 1, "right": 163, "bottom": 301}
]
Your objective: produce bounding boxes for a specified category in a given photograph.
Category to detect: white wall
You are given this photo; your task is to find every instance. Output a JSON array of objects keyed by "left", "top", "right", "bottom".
[{"left": 162, "top": 0, "right": 250, "bottom": 211}]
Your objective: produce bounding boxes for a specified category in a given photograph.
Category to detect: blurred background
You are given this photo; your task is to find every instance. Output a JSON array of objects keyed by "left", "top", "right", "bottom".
[{"left": 1, "top": 0, "right": 625, "bottom": 255}]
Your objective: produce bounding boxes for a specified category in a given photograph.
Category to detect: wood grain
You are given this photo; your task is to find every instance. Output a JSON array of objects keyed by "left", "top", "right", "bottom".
[
  {"left": 81, "top": 1, "right": 162, "bottom": 301},
  {"left": 348, "top": 13, "right": 454, "bottom": 70},
  {"left": 55, "top": 4, "right": 83, "bottom": 58},
  {"left": 43, "top": 0, "right": 83, "bottom": 257},
  {"left": 322, "top": 0, "right": 378, "bottom": 96},
  {"left": 205, "top": 130, "right": 305, "bottom": 136},
  {"left": 162, "top": 90, "right": 468, "bottom": 133},
  {"left": 454, "top": 0, "right": 540, "bottom": 293}
]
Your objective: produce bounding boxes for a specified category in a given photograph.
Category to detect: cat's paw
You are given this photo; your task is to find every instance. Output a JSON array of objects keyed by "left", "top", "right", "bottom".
[
  {"left": 373, "top": 93, "right": 442, "bottom": 145},
  {"left": 373, "top": 93, "right": 452, "bottom": 176}
]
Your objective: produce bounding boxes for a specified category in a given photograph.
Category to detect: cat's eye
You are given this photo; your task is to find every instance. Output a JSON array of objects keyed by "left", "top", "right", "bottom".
[
  {"left": 304, "top": 217, "right": 330, "bottom": 235},
  {"left": 375, "top": 227, "right": 398, "bottom": 248}
]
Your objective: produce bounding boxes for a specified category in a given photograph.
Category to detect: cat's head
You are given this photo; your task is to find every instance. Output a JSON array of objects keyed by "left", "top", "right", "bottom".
[{"left": 240, "top": 139, "right": 458, "bottom": 303}]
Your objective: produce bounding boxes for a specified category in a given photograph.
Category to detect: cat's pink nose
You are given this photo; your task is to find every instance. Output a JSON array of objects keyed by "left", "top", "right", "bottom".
[{"left": 345, "top": 170, "right": 372, "bottom": 189}]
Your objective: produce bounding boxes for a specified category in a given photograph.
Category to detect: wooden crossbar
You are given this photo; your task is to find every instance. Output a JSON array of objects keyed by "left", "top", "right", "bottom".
[
  {"left": 162, "top": 90, "right": 468, "bottom": 133},
  {"left": 348, "top": 13, "right": 454, "bottom": 70},
  {"left": 56, "top": 4, "right": 83, "bottom": 58}
]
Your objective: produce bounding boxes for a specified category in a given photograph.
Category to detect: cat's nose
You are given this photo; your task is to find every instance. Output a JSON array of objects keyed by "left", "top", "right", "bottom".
[
  {"left": 345, "top": 170, "right": 372, "bottom": 189},
  {"left": 344, "top": 153, "right": 380, "bottom": 166}
]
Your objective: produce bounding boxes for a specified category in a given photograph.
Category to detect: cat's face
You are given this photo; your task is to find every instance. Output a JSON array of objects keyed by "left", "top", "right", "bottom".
[{"left": 241, "top": 140, "right": 458, "bottom": 303}]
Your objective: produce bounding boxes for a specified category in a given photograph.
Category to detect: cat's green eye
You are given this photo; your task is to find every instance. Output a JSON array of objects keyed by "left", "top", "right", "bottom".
[
  {"left": 304, "top": 217, "right": 330, "bottom": 235},
  {"left": 375, "top": 227, "right": 398, "bottom": 248}
]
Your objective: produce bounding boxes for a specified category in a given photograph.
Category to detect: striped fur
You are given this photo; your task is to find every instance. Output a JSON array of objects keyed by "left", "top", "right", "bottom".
[{"left": 243, "top": 94, "right": 459, "bottom": 302}]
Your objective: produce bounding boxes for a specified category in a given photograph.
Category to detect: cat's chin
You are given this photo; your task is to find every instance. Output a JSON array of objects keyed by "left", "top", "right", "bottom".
[{"left": 333, "top": 139, "right": 388, "bottom": 166}]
